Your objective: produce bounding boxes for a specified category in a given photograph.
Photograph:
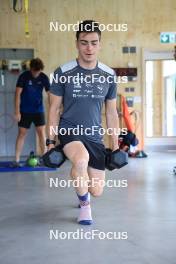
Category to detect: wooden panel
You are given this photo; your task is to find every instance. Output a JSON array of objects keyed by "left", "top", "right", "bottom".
[{"left": 0, "top": 0, "right": 176, "bottom": 148}]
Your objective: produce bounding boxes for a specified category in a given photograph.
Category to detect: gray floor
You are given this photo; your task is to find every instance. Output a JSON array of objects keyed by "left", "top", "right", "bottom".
[{"left": 0, "top": 152, "right": 176, "bottom": 264}]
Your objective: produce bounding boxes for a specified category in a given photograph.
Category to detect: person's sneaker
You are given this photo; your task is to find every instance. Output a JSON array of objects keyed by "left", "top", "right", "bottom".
[
  {"left": 38, "top": 156, "right": 44, "bottom": 167},
  {"left": 9, "top": 161, "right": 22, "bottom": 168},
  {"left": 173, "top": 167, "right": 176, "bottom": 175}
]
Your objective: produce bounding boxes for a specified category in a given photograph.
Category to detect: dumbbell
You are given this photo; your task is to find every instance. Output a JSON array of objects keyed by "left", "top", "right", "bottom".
[
  {"left": 105, "top": 148, "right": 128, "bottom": 171},
  {"left": 42, "top": 145, "right": 66, "bottom": 168},
  {"left": 173, "top": 167, "right": 176, "bottom": 175}
]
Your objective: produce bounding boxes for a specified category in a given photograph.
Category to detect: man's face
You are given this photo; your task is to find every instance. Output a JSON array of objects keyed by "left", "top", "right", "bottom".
[
  {"left": 30, "top": 69, "right": 41, "bottom": 78},
  {"left": 76, "top": 32, "right": 101, "bottom": 63}
]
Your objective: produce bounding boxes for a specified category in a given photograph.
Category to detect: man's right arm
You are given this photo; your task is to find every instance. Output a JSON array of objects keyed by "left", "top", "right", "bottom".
[
  {"left": 14, "top": 87, "right": 22, "bottom": 122},
  {"left": 47, "top": 93, "right": 63, "bottom": 150}
]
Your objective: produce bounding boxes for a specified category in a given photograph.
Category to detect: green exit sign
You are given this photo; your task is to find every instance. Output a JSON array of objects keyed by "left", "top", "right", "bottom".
[{"left": 160, "top": 32, "right": 176, "bottom": 43}]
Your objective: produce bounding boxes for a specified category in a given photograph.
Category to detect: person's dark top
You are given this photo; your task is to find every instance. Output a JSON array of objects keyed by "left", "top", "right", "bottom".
[
  {"left": 50, "top": 59, "right": 117, "bottom": 143},
  {"left": 16, "top": 70, "right": 50, "bottom": 113}
]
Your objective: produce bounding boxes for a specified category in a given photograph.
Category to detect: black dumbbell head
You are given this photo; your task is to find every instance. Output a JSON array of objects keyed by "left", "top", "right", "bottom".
[
  {"left": 105, "top": 149, "right": 128, "bottom": 170},
  {"left": 42, "top": 146, "right": 66, "bottom": 168},
  {"left": 111, "top": 149, "right": 128, "bottom": 169}
]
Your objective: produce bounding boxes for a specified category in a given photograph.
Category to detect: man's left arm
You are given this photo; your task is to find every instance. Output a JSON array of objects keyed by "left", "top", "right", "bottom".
[
  {"left": 44, "top": 75, "right": 51, "bottom": 105},
  {"left": 105, "top": 98, "right": 119, "bottom": 151},
  {"left": 46, "top": 91, "right": 50, "bottom": 106}
]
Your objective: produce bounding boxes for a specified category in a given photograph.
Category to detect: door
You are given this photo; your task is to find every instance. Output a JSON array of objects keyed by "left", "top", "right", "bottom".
[
  {"left": 164, "top": 75, "right": 176, "bottom": 136},
  {"left": 145, "top": 57, "right": 176, "bottom": 145}
]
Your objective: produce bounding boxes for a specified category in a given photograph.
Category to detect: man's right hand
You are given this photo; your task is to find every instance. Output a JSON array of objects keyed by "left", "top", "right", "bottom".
[
  {"left": 47, "top": 144, "right": 55, "bottom": 151},
  {"left": 14, "top": 112, "right": 21, "bottom": 122}
]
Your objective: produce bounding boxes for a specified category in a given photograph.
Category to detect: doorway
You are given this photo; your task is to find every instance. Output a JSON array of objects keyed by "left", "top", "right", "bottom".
[
  {"left": 0, "top": 48, "right": 36, "bottom": 157},
  {"left": 144, "top": 50, "right": 176, "bottom": 147},
  {"left": 145, "top": 59, "right": 176, "bottom": 137}
]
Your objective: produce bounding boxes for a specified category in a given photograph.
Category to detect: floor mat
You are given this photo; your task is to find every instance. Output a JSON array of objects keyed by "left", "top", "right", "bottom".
[{"left": 0, "top": 161, "right": 56, "bottom": 172}]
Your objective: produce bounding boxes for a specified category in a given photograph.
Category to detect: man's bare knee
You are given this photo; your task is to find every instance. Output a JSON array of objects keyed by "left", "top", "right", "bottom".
[
  {"left": 18, "top": 129, "right": 27, "bottom": 138},
  {"left": 73, "top": 157, "right": 89, "bottom": 172},
  {"left": 36, "top": 126, "right": 45, "bottom": 137}
]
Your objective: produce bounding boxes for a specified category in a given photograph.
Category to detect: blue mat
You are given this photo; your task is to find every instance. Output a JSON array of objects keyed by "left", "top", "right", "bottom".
[{"left": 0, "top": 161, "right": 57, "bottom": 173}]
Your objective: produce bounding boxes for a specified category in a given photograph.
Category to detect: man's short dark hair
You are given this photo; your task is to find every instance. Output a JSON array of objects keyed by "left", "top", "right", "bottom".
[
  {"left": 30, "top": 58, "right": 44, "bottom": 71},
  {"left": 76, "top": 20, "right": 101, "bottom": 40}
]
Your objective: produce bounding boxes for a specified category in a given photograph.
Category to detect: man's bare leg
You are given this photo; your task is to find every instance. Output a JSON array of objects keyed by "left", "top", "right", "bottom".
[
  {"left": 63, "top": 141, "right": 92, "bottom": 225},
  {"left": 88, "top": 167, "right": 105, "bottom": 197},
  {"left": 15, "top": 127, "right": 28, "bottom": 162},
  {"left": 36, "top": 125, "right": 47, "bottom": 155}
]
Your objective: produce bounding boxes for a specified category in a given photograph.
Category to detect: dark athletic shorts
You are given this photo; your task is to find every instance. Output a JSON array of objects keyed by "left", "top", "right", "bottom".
[
  {"left": 58, "top": 134, "right": 106, "bottom": 171},
  {"left": 18, "top": 112, "right": 45, "bottom": 129}
]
